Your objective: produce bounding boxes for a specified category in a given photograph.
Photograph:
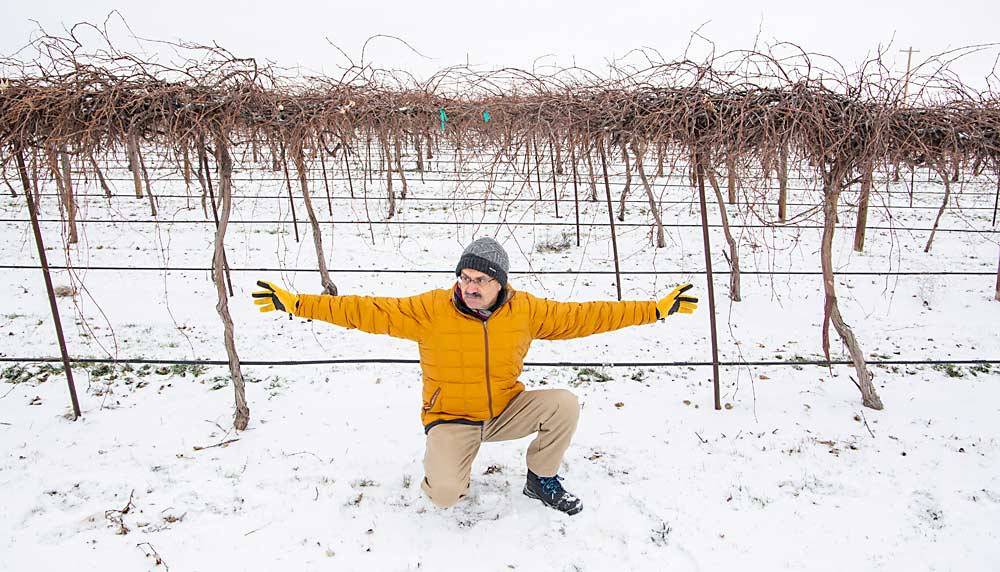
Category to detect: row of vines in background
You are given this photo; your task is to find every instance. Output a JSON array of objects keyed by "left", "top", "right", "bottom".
[{"left": 2, "top": 23, "right": 999, "bottom": 427}]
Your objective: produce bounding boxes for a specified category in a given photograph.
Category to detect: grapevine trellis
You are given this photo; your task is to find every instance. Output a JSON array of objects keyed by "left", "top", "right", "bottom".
[{"left": 3, "top": 26, "right": 999, "bottom": 428}]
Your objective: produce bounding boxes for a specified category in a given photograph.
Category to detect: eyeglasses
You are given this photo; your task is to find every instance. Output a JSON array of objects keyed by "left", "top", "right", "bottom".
[{"left": 458, "top": 273, "right": 495, "bottom": 286}]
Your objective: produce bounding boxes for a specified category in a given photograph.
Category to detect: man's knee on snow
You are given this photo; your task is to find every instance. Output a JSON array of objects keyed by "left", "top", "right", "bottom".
[
  {"left": 422, "top": 477, "right": 467, "bottom": 508},
  {"left": 551, "top": 388, "right": 580, "bottom": 419}
]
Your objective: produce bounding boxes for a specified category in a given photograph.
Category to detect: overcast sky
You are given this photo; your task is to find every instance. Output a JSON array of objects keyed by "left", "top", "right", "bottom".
[{"left": 3, "top": 0, "right": 997, "bottom": 87}]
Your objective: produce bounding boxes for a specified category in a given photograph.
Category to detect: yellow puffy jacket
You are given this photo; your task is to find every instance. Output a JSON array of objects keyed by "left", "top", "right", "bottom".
[{"left": 294, "top": 285, "right": 657, "bottom": 428}]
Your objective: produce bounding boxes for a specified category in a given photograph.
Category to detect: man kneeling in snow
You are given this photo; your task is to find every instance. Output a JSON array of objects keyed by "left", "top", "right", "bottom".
[{"left": 253, "top": 237, "right": 697, "bottom": 515}]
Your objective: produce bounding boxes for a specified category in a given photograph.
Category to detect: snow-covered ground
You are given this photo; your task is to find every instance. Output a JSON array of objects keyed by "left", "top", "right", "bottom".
[{"left": 2, "top": 154, "right": 999, "bottom": 571}]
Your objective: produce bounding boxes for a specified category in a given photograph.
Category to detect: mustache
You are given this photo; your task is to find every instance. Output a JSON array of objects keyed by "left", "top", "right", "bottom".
[{"left": 465, "top": 291, "right": 482, "bottom": 298}]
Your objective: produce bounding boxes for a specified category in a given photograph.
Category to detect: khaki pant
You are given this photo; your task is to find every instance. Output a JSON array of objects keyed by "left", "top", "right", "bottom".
[{"left": 420, "top": 388, "right": 580, "bottom": 508}]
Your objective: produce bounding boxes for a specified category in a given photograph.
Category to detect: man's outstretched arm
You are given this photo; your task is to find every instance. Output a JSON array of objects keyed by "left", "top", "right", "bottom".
[
  {"left": 528, "top": 284, "right": 698, "bottom": 340},
  {"left": 253, "top": 280, "right": 432, "bottom": 341}
]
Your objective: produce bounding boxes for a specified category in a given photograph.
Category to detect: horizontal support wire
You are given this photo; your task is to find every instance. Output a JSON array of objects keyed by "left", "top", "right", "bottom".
[
  {"left": 1, "top": 356, "right": 997, "bottom": 367},
  {"left": 2, "top": 219, "right": 996, "bottom": 234},
  {"left": 29, "top": 159, "right": 996, "bottom": 194},
  {"left": 16, "top": 184, "right": 994, "bottom": 199},
  {"left": 56, "top": 160, "right": 973, "bottom": 181},
  {"left": 0, "top": 264, "right": 995, "bottom": 276},
  {"left": 35, "top": 175, "right": 999, "bottom": 198},
  {"left": 12, "top": 192, "right": 1000, "bottom": 209}
]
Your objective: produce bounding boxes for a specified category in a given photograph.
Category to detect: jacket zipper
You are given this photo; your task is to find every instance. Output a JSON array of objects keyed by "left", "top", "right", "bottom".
[
  {"left": 453, "top": 286, "right": 511, "bottom": 420},
  {"left": 482, "top": 320, "right": 494, "bottom": 418}
]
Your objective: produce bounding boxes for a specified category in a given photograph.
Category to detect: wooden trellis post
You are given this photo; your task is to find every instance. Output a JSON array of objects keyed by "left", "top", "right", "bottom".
[
  {"left": 725, "top": 151, "right": 737, "bottom": 204},
  {"left": 901, "top": 47, "right": 920, "bottom": 103},
  {"left": 57, "top": 147, "right": 78, "bottom": 243},
  {"left": 127, "top": 131, "right": 143, "bottom": 198},
  {"left": 853, "top": 164, "right": 873, "bottom": 252}
]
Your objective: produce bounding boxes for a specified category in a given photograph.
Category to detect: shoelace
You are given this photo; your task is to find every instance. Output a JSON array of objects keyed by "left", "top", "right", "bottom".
[{"left": 538, "top": 475, "right": 565, "bottom": 496}]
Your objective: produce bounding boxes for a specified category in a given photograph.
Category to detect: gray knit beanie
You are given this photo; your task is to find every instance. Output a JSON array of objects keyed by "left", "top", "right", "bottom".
[{"left": 455, "top": 237, "right": 509, "bottom": 287}]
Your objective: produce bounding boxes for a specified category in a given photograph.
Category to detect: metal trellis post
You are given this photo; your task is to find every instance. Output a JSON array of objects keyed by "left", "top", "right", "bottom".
[
  {"left": 15, "top": 149, "right": 82, "bottom": 420},
  {"left": 696, "top": 152, "right": 722, "bottom": 411},
  {"left": 598, "top": 142, "right": 623, "bottom": 301}
]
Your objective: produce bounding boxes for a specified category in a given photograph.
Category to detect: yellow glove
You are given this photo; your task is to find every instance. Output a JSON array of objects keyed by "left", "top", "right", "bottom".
[
  {"left": 252, "top": 280, "right": 300, "bottom": 314},
  {"left": 656, "top": 283, "right": 698, "bottom": 318}
]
